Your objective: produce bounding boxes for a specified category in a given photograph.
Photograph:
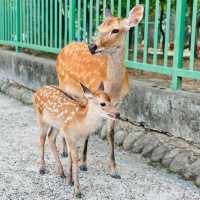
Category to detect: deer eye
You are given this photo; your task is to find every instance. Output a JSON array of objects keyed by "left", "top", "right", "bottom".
[
  {"left": 100, "top": 102, "right": 106, "bottom": 107},
  {"left": 111, "top": 29, "right": 119, "bottom": 34}
]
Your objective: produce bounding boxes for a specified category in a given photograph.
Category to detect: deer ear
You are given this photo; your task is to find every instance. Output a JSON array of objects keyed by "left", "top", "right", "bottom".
[
  {"left": 105, "top": 8, "right": 112, "bottom": 17},
  {"left": 98, "top": 81, "right": 104, "bottom": 92},
  {"left": 80, "top": 83, "right": 93, "bottom": 99},
  {"left": 124, "top": 5, "right": 144, "bottom": 30}
]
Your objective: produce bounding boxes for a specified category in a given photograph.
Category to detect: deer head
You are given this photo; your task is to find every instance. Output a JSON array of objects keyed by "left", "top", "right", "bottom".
[
  {"left": 81, "top": 82, "right": 120, "bottom": 120},
  {"left": 88, "top": 5, "right": 144, "bottom": 55}
]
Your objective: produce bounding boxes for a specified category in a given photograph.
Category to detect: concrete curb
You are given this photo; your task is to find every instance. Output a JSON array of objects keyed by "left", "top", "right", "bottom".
[
  {"left": 0, "top": 79, "right": 33, "bottom": 105},
  {"left": 1, "top": 78, "right": 200, "bottom": 187},
  {"left": 99, "top": 120, "right": 200, "bottom": 187}
]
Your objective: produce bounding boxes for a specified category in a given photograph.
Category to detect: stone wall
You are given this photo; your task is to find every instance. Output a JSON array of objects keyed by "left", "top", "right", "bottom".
[{"left": 0, "top": 49, "right": 200, "bottom": 144}]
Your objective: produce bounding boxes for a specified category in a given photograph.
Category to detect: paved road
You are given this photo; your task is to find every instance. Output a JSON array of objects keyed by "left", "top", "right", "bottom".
[{"left": 0, "top": 93, "right": 200, "bottom": 200}]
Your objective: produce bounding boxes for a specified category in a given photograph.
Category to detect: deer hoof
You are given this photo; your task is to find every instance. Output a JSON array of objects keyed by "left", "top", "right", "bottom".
[
  {"left": 110, "top": 172, "right": 121, "bottom": 179},
  {"left": 75, "top": 192, "right": 82, "bottom": 198},
  {"left": 39, "top": 168, "right": 46, "bottom": 175},
  {"left": 61, "top": 151, "right": 68, "bottom": 158},
  {"left": 79, "top": 164, "right": 88, "bottom": 171},
  {"left": 60, "top": 173, "right": 66, "bottom": 179},
  {"left": 68, "top": 179, "right": 74, "bottom": 186}
]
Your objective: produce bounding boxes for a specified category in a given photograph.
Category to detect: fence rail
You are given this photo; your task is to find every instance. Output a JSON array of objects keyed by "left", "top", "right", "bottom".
[{"left": 0, "top": 0, "right": 200, "bottom": 90}]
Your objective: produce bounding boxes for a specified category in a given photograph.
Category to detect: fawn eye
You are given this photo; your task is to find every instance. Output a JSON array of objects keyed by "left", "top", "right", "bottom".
[
  {"left": 100, "top": 102, "right": 106, "bottom": 107},
  {"left": 111, "top": 29, "right": 119, "bottom": 34}
]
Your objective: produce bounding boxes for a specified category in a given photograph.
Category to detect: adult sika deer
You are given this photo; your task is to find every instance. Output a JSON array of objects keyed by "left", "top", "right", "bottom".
[
  {"left": 32, "top": 83, "right": 119, "bottom": 198},
  {"left": 56, "top": 5, "right": 144, "bottom": 178}
]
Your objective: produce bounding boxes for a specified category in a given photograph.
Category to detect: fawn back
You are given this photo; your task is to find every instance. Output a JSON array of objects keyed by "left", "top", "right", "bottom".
[{"left": 33, "top": 84, "right": 118, "bottom": 138}]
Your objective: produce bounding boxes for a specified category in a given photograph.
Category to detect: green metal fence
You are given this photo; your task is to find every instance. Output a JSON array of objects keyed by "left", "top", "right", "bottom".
[{"left": 0, "top": 0, "right": 199, "bottom": 90}]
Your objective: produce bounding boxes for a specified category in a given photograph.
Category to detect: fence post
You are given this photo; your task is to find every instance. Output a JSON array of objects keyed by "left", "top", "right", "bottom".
[
  {"left": 16, "top": 0, "right": 21, "bottom": 52},
  {"left": 171, "top": 0, "right": 187, "bottom": 90},
  {"left": 69, "top": 0, "right": 76, "bottom": 42}
]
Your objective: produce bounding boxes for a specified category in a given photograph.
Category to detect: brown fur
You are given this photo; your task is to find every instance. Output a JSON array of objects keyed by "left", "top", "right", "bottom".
[
  {"left": 33, "top": 85, "right": 118, "bottom": 197},
  {"left": 56, "top": 5, "right": 144, "bottom": 178}
]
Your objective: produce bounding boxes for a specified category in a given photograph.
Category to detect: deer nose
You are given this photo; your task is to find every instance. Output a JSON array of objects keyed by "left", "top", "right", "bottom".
[
  {"left": 88, "top": 43, "right": 97, "bottom": 54},
  {"left": 115, "top": 112, "right": 120, "bottom": 119}
]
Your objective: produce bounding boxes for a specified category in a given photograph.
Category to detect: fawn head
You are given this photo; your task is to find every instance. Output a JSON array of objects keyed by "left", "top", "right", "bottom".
[
  {"left": 81, "top": 82, "right": 120, "bottom": 120},
  {"left": 88, "top": 5, "right": 144, "bottom": 55}
]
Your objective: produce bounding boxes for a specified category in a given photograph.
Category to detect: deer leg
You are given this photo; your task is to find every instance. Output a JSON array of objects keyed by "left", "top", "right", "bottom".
[
  {"left": 61, "top": 137, "right": 68, "bottom": 158},
  {"left": 79, "top": 136, "right": 89, "bottom": 171},
  {"left": 107, "top": 119, "right": 121, "bottom": 179},
  {"left": 68, "top": 150, "right": 74, "bottom": 186},
  {"left": 48, "top": 129, "right": 65, "bottom": 178},
  {"left": 65, "top": 136, "right": 81, "bottom": 198},
  {"left": 38, "top": 122, "right": 49, "bottom": 175}
]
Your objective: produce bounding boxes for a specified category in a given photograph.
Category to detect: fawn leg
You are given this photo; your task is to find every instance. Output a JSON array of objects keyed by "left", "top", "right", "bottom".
[
  {"left": 61, "top": 137, "right": 68, "bottom": 157},
  {"left": 79, "top": 136, "right": 89, "bottom": 171},
  {"left": 68, "top": 150, "right": 74, "bottom": 186},
  {"left": 107, "top": 119, "right": 121, "bottom": 179},
  {"left": 66, "top": 137, "right": 81, "bottom": 198},
  {"left": 48, "top": 129, "right": 65, "bottom": 178},
  {"left": 38, "top": 123, "right": 49, "bottom": 174}
]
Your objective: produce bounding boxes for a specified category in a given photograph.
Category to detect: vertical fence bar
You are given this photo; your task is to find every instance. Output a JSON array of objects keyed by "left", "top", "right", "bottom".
[
  {"left": 143, "top": 0, "right": 149, "bottom": 63},
  {"left": 111, "top": 0, "right": 114, "bottom": 15},
  {"left": 189, "top": 0, "right": 198, "bottom": 70},
  {"left": 59, "top": 0, "right": 63, "bottom": 48},
  {"left": 12, "top": 1, "right": 15, "bottom": 41},
  {"left": 23, "top": 0, "right": 26, "bottom": 42},
  {"left": 89, "top": 0, "right": 93, "bottom": 42},
  {"left": 96, "top": 0, "right": 100, "bottom": 28},
  {"left": 153, "top": 0, "right": 160, "bottom": 65},
  {"left": 125, "top": 0, "right": 130, "bottom": 61},
  {"left": 77, "top": 0, "right": 81, "bottom": 41},
  {"left": 12, "top": 1, "right": 14, "bottom": 40},
  {"left": 164, "top": 0, "right": 171, "bottom": 66},
  {"left": 46, "top": 0, "right": 49, "bottom": 46},
  {"left": 55, "top": 0, "right": 58, "bottom": 47},
  {"left": 69, "top": 0, "right": 76, "bottom": 42},
  {"left": 103, "top": 0, "right": 106, "bottom": 19},
  {"left": 0, "top": 2, "right": 2, "bottom": 40},
  {"left": 2, "top": 0, "right": 4, "bottom": 40},
  {"left": 6, "top": 0, "right": 8, "bottom": 41},
  {"left": 38, "top": 0, "right": 41, "bottom": 45},
  {"left": 171, "top": 0, "right": 187, "bottom": 90},
  {"left": 65, "top": 0, "right": 69, "bottom": 43},
  {"left": 42, "top": 0, "right": 44, "bottom": 46},
  {"left": 30, "top": 0, "right": 33, "bottom": 44},
  {"left": 118, "top": 0, "right": 121, "bottom": 17},
  {"left": 4, "top": 0, "right": 6, "bottom": 41},
  {"left": 133, "top": 0, "right": 140, "bottom": 61},
  {"left": 7, "top": 0, "right": 10, "bottom": 40},
  {"left": 34, "top": 0, "right": 37, "bottom": 44},
  {"left": 83, "top": 0, "right": 87, "bottom": 41},
  {"left": 50, "top": 0, "right": 53, "bottom": 47},
  {"left": 16, "top": 0, "right": 21, "bottom": 52},
  {"left": 0, "top": 1, "right": 2, "bottom": 40},
  {"left": 27, "top": 0, "right": 29, "bottom": 43},
  {"left": 8, "top": 0, "right": 10, "bottom": 40}
]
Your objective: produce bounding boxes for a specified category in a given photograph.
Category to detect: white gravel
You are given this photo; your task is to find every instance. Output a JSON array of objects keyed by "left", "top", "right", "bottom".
[{"left": 0, "top": 93, "right": 200, "bottom": 200}]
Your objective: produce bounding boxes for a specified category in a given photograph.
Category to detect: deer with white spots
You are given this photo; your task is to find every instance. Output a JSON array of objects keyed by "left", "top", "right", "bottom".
[
  {"left": 56, "top": 5, "right": 144, "bottom": 178},
  {"left": 32, "top": 82, "right": 119, "bottom": 198}
]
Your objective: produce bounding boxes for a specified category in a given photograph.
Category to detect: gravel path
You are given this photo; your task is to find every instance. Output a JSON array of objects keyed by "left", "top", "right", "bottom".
[{"left": 0, "top": 93, "right": 200, "bottom": 200}]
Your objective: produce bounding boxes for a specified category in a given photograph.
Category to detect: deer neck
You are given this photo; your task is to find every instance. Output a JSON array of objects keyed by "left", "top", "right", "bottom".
[
  {"left": 106, "top": 47, "right": 126, "bottom": 100},
  {"left": 78, "top": 102, "right": 103, "bottom": 137},
  {"left": 107, "top": 47, "right": 125, "bottom": 80}
]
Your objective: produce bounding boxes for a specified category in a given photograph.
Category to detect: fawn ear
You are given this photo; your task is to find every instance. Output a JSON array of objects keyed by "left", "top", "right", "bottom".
[
  {"left": 124, "top": 5, "right": 144, "bottom": 30},
  {"left": 105, "top": 8, "right": 112, "bottom": 17},
  {"left": 80, "top": 83, "right": 93, "bottom": 99},
  {"left": 98, "top": 81, "right": 104, "bottom": 92}
]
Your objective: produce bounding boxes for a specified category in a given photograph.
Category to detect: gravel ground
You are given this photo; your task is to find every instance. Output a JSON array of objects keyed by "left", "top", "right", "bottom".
[{"left": 0, "top": 93, "right": 200, "bottom": 200}]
